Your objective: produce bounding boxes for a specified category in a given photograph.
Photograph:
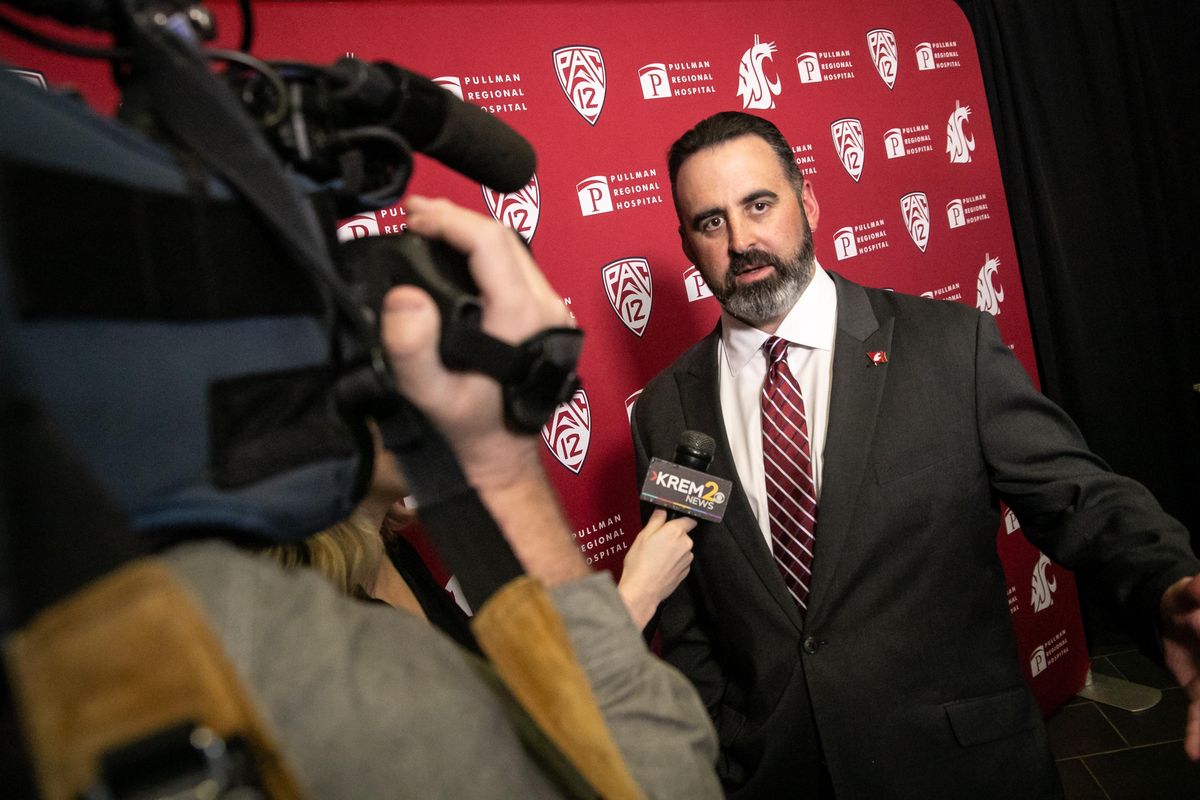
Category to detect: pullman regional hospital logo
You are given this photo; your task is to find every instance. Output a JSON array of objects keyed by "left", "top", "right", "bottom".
[
  {"left": 603, "top": 258, "right": 654, "bottom": 337},
  {"left": 867, "top": 28, "right": 898, "bottom": 89},
  {"left": 576, "top": 169, "right": 663, "bottom": 217},
  {"left": 553, "top": 46, "right": 606, "bottom": 125},
  {"left": 975, "top": 254, "right": 1004, "bottom": 315},
  {"left": 482, "top": 175, "right": 540, "bottom": 243},
  {"left": 639, "top": 60, "right": 717, "bottom": 100},
  {"left": 542, "top": 388, "right": 592, "bottom": 474},
  {"left": 900, "top": 191, "right": 930, "bottom": 252},
  {"left": 336, "top": 213, "right": 381, "bottom": 242},
  {"left": 433, "top": 76, "right": 464, "bottom": 99},
  {"left": 683, "top": 265, "right": 714, "bottom": 302},
  {"left": 831, "top": 118, "right": 865, "bottom": 182},
  {"left": 737, "top": 35, "right": 782, "bottom": 109},
  {"left": 625, "top": 389, "right": 643, "bottom": 425}
]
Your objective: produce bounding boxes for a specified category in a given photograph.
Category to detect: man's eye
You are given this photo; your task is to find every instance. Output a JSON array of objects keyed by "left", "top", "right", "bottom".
[
  {"left": 700, "top": 217, "right": 725, "bottom": 233},
  {"left": 751, "top": 201, "right": 770, "bottom": 213}
]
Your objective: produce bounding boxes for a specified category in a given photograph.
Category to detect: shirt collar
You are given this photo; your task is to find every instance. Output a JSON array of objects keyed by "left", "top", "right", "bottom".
[{"left": 721, "top": 262, "right": 837, "bottom": 376}]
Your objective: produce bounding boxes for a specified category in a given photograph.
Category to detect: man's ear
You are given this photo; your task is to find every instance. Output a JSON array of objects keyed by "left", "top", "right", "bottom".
[{"left": 800, "top": 179, "right": 820, "bottom": 232}]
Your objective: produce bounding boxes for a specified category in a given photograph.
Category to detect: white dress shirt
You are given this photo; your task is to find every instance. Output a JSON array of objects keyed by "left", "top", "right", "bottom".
[{"left": 717, "top": 263, "right": 837, "bottom": 549}]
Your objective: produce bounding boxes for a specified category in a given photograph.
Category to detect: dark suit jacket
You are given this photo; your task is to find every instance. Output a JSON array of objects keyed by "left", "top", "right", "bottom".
[{"left": 632, "top": 273, "right": 1197, "bottom": 799}]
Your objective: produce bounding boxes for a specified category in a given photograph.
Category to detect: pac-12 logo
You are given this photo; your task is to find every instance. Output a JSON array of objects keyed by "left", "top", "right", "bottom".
[
  {"left": 336, "top": 213, "right": 380, "bottom": 242},
  {"left": 975, "top": 254, "right": 1004, "bottom": 315},
  {"left": 1030, "top": 553, "right": 1058, "bottom": 613},
  {"left": 900, "top": 192, "right": 930, "bottom": 252},
  {"left": 483, "top": 174, "right": 540, "bottom": 243},
  {"left": 737, "top": 34, "right": 781, "bottom": 110},
  {"left": 831, "top": 118, "right": 865, "bottom": 182},
  {"left": 867, "top": 28, "right": 898, "bottom": 89},
  {"left": 603, "top": 257, "right": 654, "bottom": 337},
  {"left": 553, "top": 46, "right": 606, "bottom": 125},
  {"left": 947, "top": 100, "right": 975, "bottom": 163},
  {"left": 542, "top": 388, "right": 591, "bottom": 474}
]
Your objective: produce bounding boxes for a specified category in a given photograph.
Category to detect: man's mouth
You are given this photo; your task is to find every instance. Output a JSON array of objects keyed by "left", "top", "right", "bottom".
[{"left": 733, "top": 263, "right": 775, "bottom": 282}]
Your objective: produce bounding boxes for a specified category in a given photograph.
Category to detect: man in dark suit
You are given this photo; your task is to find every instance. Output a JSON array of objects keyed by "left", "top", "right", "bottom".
[{"left": 631, "top": 111, "right": 1200, "bottom": 799}]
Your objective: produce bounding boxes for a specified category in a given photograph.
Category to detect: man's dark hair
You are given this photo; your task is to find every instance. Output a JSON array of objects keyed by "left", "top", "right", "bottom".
[{"left": 667, "top": 111, "right": 804, "bottom": 197}]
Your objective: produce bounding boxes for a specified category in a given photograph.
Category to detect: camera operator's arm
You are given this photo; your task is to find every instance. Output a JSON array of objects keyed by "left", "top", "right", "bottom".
[
  {"left": 380, "top": 196, "right": 586, "bottom": 586},
  {"left": 379, "top": 197, "right": 719, "bottom": 798}
]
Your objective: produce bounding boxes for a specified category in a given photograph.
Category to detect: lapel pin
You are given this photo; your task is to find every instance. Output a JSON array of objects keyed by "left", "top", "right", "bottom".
[{"left": 867, "top": 351, "right": 888, "bottom": 366}]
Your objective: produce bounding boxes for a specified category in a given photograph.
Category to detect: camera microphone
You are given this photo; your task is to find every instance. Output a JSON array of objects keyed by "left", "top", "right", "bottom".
[
  {"left": 327, "top": 58, "right": 536, "bottom": 194},
  {"left": 640, "top": 430, "right": 732, "bottom": 523}
]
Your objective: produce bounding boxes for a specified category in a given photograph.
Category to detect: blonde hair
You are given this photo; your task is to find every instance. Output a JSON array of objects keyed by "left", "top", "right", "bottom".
[{"left": 264, "top": 510, "right": 386, "bottom": 598}]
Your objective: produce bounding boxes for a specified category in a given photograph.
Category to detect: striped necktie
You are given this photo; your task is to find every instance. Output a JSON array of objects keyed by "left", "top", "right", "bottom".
[{"left": 761, "top": 336, "right": 817, "bottom": 611}]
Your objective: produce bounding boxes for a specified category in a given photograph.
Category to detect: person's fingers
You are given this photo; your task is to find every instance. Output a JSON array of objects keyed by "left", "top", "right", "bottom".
[
  {"left": 404, "top": 195, "right": 567, "bottom": 333},
  {"left": 644, "top": 508, "right": 668, "bottom": 532},
  {"left": 664, "top": 515, "right": 698, "bottom": 535},
  {"left": 381, "top": 284, "right": 440, "bottom": 382}
]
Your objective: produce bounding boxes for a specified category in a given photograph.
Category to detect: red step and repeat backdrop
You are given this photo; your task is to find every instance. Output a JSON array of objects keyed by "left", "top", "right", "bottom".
[{"left": 2, "top": 0, "right": 1090, "bottom": 713}]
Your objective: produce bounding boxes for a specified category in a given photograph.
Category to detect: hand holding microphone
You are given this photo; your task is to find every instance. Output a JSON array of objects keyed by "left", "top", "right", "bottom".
[
  {"left": 618, "top": 509, "right": 696, "bottom": 630},
  {"left": 622, "top": 430, "right": 732, "bottom": 632}
]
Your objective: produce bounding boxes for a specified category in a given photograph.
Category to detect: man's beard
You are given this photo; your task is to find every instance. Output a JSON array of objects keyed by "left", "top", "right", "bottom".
[{"left": 710, "top": 222, "right": 816, "bottom": 327}]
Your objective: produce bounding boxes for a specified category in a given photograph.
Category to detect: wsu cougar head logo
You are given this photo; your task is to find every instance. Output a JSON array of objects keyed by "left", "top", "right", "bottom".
[
  {"left": 975, "top": 254, "right": 1004, "bottom": 315},
  {"left": 737, "top": 35, "right": 781, "bottom": 110},
  {"left": 553, "top": 46, "right": 606, "bottom": 125},
  {"left": 947, "top": 100, "right": 976, "bottom": 164},
  {"left": 831, "top": 118, "right": 865, "bottom": 182},
  {"left": 483, "top": 175, "right": 540, "bottom": 243},
  {"left": 603, "top": 257, "right": 654, "bottom": 337},
  {"left": 542, "top": 389, "right": 591, "bottom": 474},
  {"left": 900, "top": 192, "right": 930, "bottom": 252},
  {"left": 867, "top": 28, "right": 898, "bottom": 90},
  {"left": 1030, "top": 553, "right": 1058, "bottom": 613}
]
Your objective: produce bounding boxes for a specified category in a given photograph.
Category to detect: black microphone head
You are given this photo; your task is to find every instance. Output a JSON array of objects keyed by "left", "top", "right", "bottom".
[
  {"left": 423, "top": 86, "right": 537, "bottom": 194},
  {"left": 675, "top": 430, "right": 716, "bottom": 471}
]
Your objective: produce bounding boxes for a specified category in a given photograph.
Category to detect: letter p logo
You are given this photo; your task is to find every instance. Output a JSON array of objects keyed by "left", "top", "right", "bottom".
[{"left": 577, "top": 176, "right": 614, "bottom": 216}]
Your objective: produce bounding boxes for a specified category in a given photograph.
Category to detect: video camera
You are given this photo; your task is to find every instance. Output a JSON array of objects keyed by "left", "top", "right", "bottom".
[{"left": 1, "top": 0, "right": 582, "bottom": 541}]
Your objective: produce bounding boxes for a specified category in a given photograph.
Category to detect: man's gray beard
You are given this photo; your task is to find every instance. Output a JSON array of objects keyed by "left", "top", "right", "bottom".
[{"left": 713, "top": 231, "right": 816, "bottom": 327}]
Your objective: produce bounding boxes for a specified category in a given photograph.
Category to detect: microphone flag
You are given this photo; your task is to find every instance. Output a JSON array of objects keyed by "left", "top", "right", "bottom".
[{"left": 640, "top": 457, "right": 732, "bottom": 523}]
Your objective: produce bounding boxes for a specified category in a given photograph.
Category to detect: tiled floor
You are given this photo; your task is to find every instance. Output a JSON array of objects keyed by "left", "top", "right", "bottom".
[{"left": 1047, "top": 641, "right": 1200, "bottom": 798}]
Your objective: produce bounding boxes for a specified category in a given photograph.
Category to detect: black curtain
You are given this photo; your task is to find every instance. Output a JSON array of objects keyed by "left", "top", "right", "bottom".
[
  {"left": 954, "top": 0, "right": 1200, "bottom": 642},
  {"left": 954, "top": 0, "right": 1200, "bottom": 539}
]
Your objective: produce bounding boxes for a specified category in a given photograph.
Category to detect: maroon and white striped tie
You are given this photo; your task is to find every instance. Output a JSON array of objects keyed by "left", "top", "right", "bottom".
[{"left": 761, "top": 336, "right": 817, "bottom": 611}]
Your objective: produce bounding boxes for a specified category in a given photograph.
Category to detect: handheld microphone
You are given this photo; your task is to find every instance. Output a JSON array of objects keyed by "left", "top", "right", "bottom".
[{"left": 640, "top": 430, "right": 732, "bottom": 523}]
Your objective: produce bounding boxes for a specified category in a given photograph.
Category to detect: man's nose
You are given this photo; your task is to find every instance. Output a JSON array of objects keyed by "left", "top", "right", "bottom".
[{"left": 727, "top": 216, "right": 755, "bottom": 254}]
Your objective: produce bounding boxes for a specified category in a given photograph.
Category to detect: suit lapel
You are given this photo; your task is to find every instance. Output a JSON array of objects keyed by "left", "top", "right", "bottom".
[
  {"left": 808, "top": 274, "right": 893, "bottom": 619},
  {"left": 677, "top": 327, "right": 805, "bottom": 628}
]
